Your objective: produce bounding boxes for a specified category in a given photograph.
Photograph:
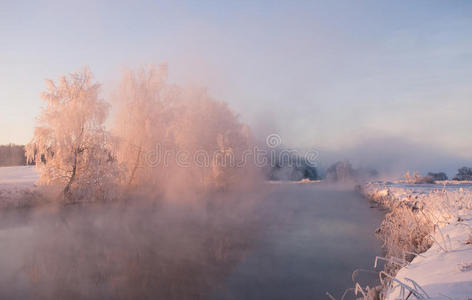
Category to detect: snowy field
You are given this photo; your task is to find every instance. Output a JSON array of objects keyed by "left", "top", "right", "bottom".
[
  {"left": 0, "top": 166, "right": 39, "bottom": 208},
  {"left": 0, "top": 166, "right": 38, "bottom": 184},
  {"left": 362, "top": 181, "right": 472, "bottom": 300}
]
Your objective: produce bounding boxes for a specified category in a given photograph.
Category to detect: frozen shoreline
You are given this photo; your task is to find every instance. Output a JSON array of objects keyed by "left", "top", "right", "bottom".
[{"left": 361, "top": 181, "right": 472, "bottom": 300}]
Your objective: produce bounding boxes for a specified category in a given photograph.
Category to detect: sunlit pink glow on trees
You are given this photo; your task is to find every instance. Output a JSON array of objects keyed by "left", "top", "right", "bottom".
[
  {"left": 26, "top": 68, "right": 119, "bottom": 201},
  {"left": 26, "top": 65, "right": 260, "bottom": 202},
  {"left": 113, "top": 65, "right": 257, "bottom": 194}
]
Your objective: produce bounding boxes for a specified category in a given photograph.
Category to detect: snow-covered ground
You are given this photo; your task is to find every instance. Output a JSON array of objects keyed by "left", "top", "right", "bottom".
[
  {"left": 362, "top": 181, "right": 472, "bottom": 300},
  {"left": 0, "top": 166, "right": 39, "bottom": 208},
  {"left": 0, "top": 166, "right": 38, "bottom": 184}
]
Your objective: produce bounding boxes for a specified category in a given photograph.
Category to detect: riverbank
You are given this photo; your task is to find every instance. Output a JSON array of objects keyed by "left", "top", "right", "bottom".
[{"left": 360, "top": 181, "right": 472, "bottom": 299}]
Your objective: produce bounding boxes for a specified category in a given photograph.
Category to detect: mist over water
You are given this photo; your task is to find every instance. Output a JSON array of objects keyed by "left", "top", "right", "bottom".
[
  {"left": 0, "top": 189, "right": 266, "bottom": 299},
  {"left": 0, "top": 183, "right": 384, "bottom": 300}
]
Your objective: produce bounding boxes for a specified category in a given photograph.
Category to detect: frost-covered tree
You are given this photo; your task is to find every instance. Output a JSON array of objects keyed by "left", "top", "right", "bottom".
[
  {"left": 26, "top": 68, "right": 119, "bottom": 201},
  {"left": 326, "top": 160, "right": 355, "bottom": 182},
  {"left": 112, "top": 65, "right": 257, "bottom": 194},
  {"left": 172, "top": 91, "right": 253, "bottom": 189},
  {"left": 112, "top": 64, "right": 177, "bottom": 187},
  {"left": 325, "top": 160, "right": 377, "bottom": 182}
]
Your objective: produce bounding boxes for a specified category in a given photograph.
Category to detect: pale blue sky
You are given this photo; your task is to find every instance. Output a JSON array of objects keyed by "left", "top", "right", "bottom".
[{"left": 1, "top": 1, "right": 472, "bottom": 161}]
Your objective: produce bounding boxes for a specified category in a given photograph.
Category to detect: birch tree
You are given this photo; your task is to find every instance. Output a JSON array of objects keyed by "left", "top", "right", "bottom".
[{"left": 26, "top": 68, "right": 118, "bottom": 201}]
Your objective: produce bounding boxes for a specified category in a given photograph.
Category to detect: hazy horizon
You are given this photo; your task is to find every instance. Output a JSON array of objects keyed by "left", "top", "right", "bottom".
[{"left": 2, "top": 0, "right": 472, "bottom": 173}]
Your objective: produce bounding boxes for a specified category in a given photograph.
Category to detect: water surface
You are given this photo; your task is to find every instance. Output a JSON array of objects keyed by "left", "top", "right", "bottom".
[
  {"left": 212, "top": 183, "right": 384, "bottom": 300},
  {"left": 0, "top": 183, "right": 384, "bottom": 299}
]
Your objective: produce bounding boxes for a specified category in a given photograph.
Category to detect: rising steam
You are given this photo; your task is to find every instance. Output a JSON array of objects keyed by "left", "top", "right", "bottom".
[{"left": 2, "top": 65, "right": 268, "bottom": 299}]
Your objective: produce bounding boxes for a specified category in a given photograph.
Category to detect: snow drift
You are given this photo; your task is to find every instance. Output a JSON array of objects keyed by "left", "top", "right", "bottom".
[{"left": 360, "top": 181, "right": 472, "bottom": 299}]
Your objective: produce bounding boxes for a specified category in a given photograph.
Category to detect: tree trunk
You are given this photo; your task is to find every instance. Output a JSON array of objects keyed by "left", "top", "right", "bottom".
[
  {"left": 128, "top": 146, "right": 142, "bottom": 186},
  {"left": 63, "top": 151, "right": 78, "bottom": 200}
]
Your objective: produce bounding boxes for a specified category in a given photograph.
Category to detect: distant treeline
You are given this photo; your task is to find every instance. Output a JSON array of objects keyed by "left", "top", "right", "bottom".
[{"left": 0, "top": 144, "right": 29, "bottom": 166}]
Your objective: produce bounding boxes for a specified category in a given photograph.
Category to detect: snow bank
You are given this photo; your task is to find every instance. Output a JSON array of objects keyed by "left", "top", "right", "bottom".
[
  {"left": 361, "top": 181, "right": 472, "bottom": 300},
  {"left": 0, "top": 166, "right": 40, "bottom": 208}
]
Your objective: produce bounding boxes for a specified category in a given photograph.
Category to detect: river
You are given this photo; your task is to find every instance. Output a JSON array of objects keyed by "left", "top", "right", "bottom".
[
  {"left": 212, "top": 183, "right": 385, "bottom": 300},
  {"left": 0, "top": 182, "right": 384, "bottom": 299}
]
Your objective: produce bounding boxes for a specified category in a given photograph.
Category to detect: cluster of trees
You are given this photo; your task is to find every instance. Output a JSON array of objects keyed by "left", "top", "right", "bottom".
[
  {"left": 319, "top": 164, "right": 472, "bottom": 184},
  {"left": 407, "top": 168, "right": 472, "bottom": 184},
  {"left": 453, "top": 167, "right": 472, "bottom": 181},
  {"left": 267, "top": 152, "right": 318, "bottom": 181},
  {"left": 0, "top": 144, "right": 28, "bottom": 166},
  {"left": 26, "top": 66, "right": 257, "bottom": 202},
  {"left": 427, "top": 172, "right": 448, "bottom": 181},
  {"left": 325, "top": 160, "right": 378, "bottom": 183}
]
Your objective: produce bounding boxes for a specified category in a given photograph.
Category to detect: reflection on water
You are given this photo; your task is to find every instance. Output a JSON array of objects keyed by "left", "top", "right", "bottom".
[{"left": 0, "top": 184, "right": 383, "bottom": 299}]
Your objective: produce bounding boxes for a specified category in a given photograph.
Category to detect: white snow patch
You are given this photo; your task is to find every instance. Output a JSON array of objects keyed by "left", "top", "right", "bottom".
[
  {"left": 387, "top": 219, "right": 472, "bottom": 299},
  {"left": 0, "top": 166, "right": 38, "bottom": 184}
]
